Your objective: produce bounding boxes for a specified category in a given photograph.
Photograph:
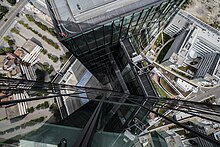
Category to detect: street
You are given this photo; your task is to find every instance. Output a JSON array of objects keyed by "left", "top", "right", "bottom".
[{"left": 0, "top": 0, "right": 28, "bottom": 38}]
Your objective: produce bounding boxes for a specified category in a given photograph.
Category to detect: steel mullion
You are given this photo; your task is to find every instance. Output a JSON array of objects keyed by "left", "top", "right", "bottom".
[{"left": 129, "top": 99, "right": 220, "bottom": 146}]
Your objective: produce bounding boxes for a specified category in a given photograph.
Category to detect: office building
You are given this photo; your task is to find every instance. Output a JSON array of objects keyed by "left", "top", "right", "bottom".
[
  {"left": 162, "top": 10, "right": 220, "bottom": 86},
  {"left": 47, "top": 0, "right": 182, "bottom": 86},
  {"left": 46, "top": 0, "right": 184, "bottom": 121}
]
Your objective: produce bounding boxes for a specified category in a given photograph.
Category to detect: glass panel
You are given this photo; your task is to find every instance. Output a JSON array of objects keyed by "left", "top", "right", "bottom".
[
  {"left": 131, "top": 12, "right": 141, "bottom": 26},
  {"left": 73, "top": 35, "right": 88, "bottom": 54},
  {"left": 0, "top": 99, "right": 99, "bottom": 146},
  {"left": 84, "top": 31, "right": 97, "bottom": 50},
  {"left": 112, "top": 32, "right": 120, "bottom": 43},
  {"left": 94, "top": 27, "right": 104, "bottom": 47},
  {"left": 104, "top": 23, "right": 112, "bottom": 44},
  {"left": 123, "top": 14, "right": 132, "bottom": 25},
  {"left": 113, "top": 19, "right": 122, "bottom": 31}
]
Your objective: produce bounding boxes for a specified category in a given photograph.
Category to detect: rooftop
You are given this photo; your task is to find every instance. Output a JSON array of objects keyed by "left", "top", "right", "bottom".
[
  {"left": 22, "top": 40, "right": 40, "bottom": 53},
  {"left": 5, "top": 104, "right": 20, "bottom": 119},
  {"left": 195, "top": 53, "right": 220, "bottom": 78},
  {"left": 49, "top": 0, "right": 166, "bottom": 35}
]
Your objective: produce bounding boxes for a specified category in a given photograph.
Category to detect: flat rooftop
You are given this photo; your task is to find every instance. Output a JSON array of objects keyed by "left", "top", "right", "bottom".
[
  {"left": 49, "top": 0, "right": 166, "bottom": 35},
  {"left": 67, "top": 0, "right": 117, "bottom": 16},
  {"left": 22, "top": 40, "right": 40, "bottom": 53}
]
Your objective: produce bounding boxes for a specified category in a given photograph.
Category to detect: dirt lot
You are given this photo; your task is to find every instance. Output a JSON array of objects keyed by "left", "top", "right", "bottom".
[{"left": 184, "top": 0, "right": 220, "bottom": 26}]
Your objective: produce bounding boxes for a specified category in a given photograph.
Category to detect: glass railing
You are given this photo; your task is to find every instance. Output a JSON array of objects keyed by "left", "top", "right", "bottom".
[{"left": 1, "top": 77, "right": 220, "bottom": 147}]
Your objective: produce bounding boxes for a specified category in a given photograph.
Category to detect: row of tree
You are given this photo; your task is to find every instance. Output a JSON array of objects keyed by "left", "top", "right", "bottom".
[
  {"left": 18, "top": 20, "right": 59, "bottom": 49},
  {"left": 0, "top": 47, "right": 13, "bottom": 54},
  {"left": 26, "top": 14, "right": 56, "bottom": 37}
]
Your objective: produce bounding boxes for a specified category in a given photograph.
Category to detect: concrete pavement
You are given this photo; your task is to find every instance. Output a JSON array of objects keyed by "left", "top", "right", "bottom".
[{"left": 188, "top": 86, "right": 220, "bottom": 102}]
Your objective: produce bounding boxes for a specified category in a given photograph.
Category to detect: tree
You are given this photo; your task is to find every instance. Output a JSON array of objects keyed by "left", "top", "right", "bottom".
[
  {"left": 41, "top": 48, "right": 47, "bottom": 54},
  {"left": 3, "top": 36, "right": 10, "bottom": 42},
  {"left": 0, "top": 5, "right": 8, "bottom": 14},
  {"left": 6, "top": 0, "right": 16, "bottom": 5},
  {"left": 0, "top": 48, "right": 5, "bottom": 54},
  {"left": 11, "top": 28, "right": 19, "bottom": 34},
  {"left": 49, "top": 103, "right": 61, "bottom": 121},
  {"left": 35, "top": 21, "right": 47, "bottom": 31},
  {"left": 8, "top": 39, "right": 15, "bottom": 46},
  {"left": 25, "top": 14, "right": 34, "bottom": 22},
  {"left": 43, "top": 101, "right": 49, "bottom": 108},
  {"left": 42, "top": 62, "right": 54, "bottom": 74},
  {"left": 60, "top": 52, "right": 71, "bottom": 63},
  {"left": 27, "top": 107, "right": 34, "bottom": 113},
  {"left": 18, "top": 20, "right": 24, "bottom": 25},
  {"left": 3, "top": 47, "right": 13, "bottom": 53},
  {"left": 48, "top": 53, "right": 59, "bottom": 63},
  {"left": 0, "top": 13, "right": 4, "bottom": 20},
  {"left": 36, "top": 104, "right": 41, "bottom": 110}
]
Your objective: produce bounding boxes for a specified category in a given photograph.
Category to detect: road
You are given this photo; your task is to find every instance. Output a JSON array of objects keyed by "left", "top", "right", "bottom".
[{"left": 0, "top": 0, "right": 28, "bottom": 38}]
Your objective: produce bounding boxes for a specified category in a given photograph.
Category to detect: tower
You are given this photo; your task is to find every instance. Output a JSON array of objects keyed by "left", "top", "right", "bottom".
[{"left": 47, "top": 0, "right": 182, "bottom": 87}]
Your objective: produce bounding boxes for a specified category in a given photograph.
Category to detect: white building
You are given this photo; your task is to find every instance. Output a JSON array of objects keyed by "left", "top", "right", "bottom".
[
  {"left": 16, "top": 40, "right": 43, "bottom": 80},
  {"left": 162, "top": 10, "right": 220, "bottom": 86},
  {"left": 176, "top": 78, "right": 195, "bottom": 92}
]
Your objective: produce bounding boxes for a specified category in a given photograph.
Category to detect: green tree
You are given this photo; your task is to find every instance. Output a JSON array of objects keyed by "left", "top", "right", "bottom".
[
  {"left": 42, "top": 62, "right": 54, "bottom": 74},
  {"left": 35, "top": 21, "right": 47, "bottom": 31},
  {"left": 0, "top": 48, "right": 5, "bottom": 54},
  {"left": 0, "top": 5, "right": 8, "bottom": 14},
  {"left": 8, "top": 39, "right": 15, "bottom": 46},
  {"left": 60, "top": 52, "right": 71, "bottom": 63},
  {"left": 11, "top": 28, "right": 19, "bottom": 34},
  {"left": 50, "top": 103, "right": 61, "bottom": 121},
  {"left": 36, "top": 104, "right": 41, "bottom": 110},
  {"left": 6, "top": 0, "right": 16, "bottom": 5},
  {"left": 18, "top": 20, "right": 24, "bottom": 25},
  {"left": 25, "top": 14, "right": 34, "bottom": 22},
  {"left": 27, "top": 107, "right": 34, "bottom": 113},
  {"left": 41, "top": 48, "right": 47, "bottom": 54},
  {"left": 44, "top": 101, "right": 49, "bottom": 108},
  {"left": 3, "top": 36, "right": 10, "bottom": 42},
  {"left": 0, "top": 13, "right": 4, "bottom": 20},
  {"left": 3, "top": 47, "right": 12, "bottom": 53}
]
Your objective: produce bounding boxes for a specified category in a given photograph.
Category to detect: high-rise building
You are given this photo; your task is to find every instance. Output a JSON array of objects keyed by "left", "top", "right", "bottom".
[
  {"left": 46, "top": 0, "right": 183, "bottom": 124},
  {"left": 1, "top": 0, "right": 220, "bottom": 147},
  {"left": 46, "top": 0, "right": 182, "bottom": 87}
]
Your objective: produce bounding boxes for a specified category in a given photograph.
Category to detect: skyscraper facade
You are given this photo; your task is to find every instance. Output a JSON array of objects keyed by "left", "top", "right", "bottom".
[
  {"left": 45, "top": 0, "right": 184, "bottom": 144},
  {"left": 47, "top": 0, "right": 182, "bottom": 87}
]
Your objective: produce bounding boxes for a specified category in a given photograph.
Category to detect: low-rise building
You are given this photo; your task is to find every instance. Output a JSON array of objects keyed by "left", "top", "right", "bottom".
[
  {"left": 176, "top": 78, "right": 196, "bottom": 92},
  {"left": 0, "top": 92, "right": 29, "bottom": 120},
  {"left": 153, "top": 130, "right": 183, "bottom": 147},
  {"left": 21, "top": 40, "right": 42, "bottom": 65}
]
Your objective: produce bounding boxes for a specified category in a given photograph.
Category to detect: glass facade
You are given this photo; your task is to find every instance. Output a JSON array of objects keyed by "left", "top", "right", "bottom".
[
  {"left": 0, "top": 78, "right": 220, "bottom": 146},
  {"left": 61, "top": 0, "right": 182, "bottom": 85}
]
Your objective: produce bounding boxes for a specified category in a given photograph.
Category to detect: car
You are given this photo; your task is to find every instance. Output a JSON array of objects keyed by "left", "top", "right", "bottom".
[
  {"left": 4, "top": 18, "right": 8, "bottom": 22},
  {"left": 16, "top": 13, "right": 20, "bottom": 17}
]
